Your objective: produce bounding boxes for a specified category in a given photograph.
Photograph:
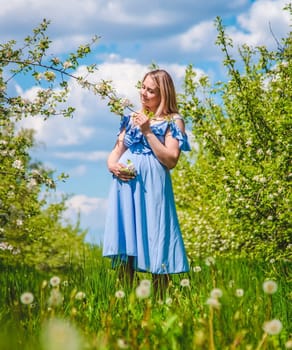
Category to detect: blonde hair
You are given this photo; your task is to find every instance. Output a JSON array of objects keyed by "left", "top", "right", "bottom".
[{"left": 142, "top": 69, "right": 179, "bottom": 117}]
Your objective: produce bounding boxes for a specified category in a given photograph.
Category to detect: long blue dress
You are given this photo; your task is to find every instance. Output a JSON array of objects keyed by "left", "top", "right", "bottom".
[{"left": 102, "top": 114, "right": 190, "bottom": 274}]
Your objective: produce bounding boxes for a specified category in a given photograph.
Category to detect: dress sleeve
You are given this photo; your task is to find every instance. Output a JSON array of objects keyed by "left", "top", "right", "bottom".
[
  {"left": 117, "top": 115, "right": 131, "bottom": 135},
  {"left": 169, "top": 116, "right": 191, "bottom": 151}
]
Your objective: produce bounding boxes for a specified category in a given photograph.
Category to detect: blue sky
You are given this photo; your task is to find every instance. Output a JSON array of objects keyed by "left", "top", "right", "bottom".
[{"left": 1, "top": 0, "right": 290, "bottom": 244}]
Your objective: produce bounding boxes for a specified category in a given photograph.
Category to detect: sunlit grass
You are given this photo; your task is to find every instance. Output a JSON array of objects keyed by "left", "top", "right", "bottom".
[{"left": 0, "top": 246, "right": 291, "bottom": 349}]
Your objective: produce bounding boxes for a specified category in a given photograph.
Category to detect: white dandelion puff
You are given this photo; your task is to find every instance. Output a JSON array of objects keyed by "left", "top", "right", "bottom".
[
  {"left": 210, "top": 288, "right": 223, "bottom": 299},
  {"left": 50, "top": 276, "right": 61, "bottom": 287},
  {"left": 180, "top": 278, "right": 190, "bottom": 287},
  {"left": 205, "top": 257, "right": 215, "bottom": 266},
  {"left": 263, "top": 319, "right": 283, "bottom": 335},
  {"left": 140, "top": 279, "right": 151, "bottom": 288},
  {"left": 48, "top": 289, "right": 63, "bottom": 307},
  {"left": 115, "top": 290, "right": 125, "bottom": 299},
  {"left": 193, "top": 266, "right": 202, "bottom": 272},
  {"left": 165, "top": 297, "right": 173, "bottom": 305},
  {"left": 235, "top": 289, "right": 244, "bottom": 297},
  {"left": 20, "top": 292, "right": 34, "bottom": 305},
  {"left": 135, "top": 284, "right": 151, "bottom": 299},
  {"left": 75, "top": 292, "right": 86, "bottom": 301},
  {"left": 117, "top": 338, "right": 129, "bottom": 349},
  {"left": 263, "top": 280, "right": 278, "bottom": 294},
  {"left": 41, "top": 318, "right": 82, "bottom": 350},
  {"left": 206, "top": 297, "right": 221, "bottom": 309}
]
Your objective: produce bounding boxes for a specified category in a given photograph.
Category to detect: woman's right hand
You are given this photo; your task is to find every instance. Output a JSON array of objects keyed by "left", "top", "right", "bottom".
[{"left": 109, "top": 163, "right": 136, "bottom": 181}]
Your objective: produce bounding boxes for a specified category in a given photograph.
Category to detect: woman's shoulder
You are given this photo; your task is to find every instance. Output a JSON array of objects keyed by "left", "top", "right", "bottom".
[
  {"left": 167, "top": 114, "right": 191, "bottom": 151},
  {"left": 170, "top": 113, "right": 183, "bottom": 119},
  {"left": 168, "top": 114, "right": 185, "bottom": 131},
  {"left": 168, "top": 113, "right": 184, "bottom": 122}
]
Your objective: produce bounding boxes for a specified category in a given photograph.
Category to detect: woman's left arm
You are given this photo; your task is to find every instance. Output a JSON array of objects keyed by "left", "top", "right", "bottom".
[{"left": 136, "top": 114, "right": 185, "bottom": 169}]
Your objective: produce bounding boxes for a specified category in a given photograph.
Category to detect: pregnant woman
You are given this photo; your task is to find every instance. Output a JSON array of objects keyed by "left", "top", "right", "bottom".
[{"left": 103, "top": 69, "right": 190, "bottom": 297}]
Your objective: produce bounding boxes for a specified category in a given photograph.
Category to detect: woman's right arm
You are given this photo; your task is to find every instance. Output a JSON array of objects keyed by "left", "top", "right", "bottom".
[{"left": 107, "top": 129, "right": 134, "bottom": 181}]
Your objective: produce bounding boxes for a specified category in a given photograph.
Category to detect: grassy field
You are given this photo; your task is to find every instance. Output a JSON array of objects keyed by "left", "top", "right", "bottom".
[{"left": 0, "top": 247, "right": 291, "bottom": 350}]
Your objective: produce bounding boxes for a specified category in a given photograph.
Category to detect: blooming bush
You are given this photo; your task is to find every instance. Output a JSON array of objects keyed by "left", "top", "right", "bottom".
[{"left": 174, "top": 12, "right": 292, "bottom": 262}]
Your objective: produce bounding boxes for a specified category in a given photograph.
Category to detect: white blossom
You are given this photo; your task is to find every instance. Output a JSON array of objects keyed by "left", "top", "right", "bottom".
[
  {"left": 12, "top": 159, "right": 23, "bottom": 170},
  {"left": 16, "top": 219, "right": 23, "bottom": 226},
  {"left": 245, "top": 139, "right": 252, "bottom": 146},
  {"left": 63, "top": 61, "right": 72, "bottom": 69}
]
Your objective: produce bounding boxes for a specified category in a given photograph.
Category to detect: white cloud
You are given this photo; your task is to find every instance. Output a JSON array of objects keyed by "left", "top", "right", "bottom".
[
  {"left": 54, "top": 151, "right": 109, "bottom": 161},
  {"left": 18, "top": 112, "right": 96, "bottom": 147},
  {"left": 70, "top": 165, "right": 87, "bottom": 176},
  {"left": 179, "top": 20, "right": 218, "bottom": 52},
  {"left": 65, "top": 194, "right": 106, "bottom": 215},
  {"left": 64, "top": 194, "right": 108, "bottom": 244},
  {"left": 229, "top": 0, "right": 290, "bottom": 48}
]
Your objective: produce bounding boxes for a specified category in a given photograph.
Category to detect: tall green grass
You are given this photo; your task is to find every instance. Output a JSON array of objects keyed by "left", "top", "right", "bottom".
[{"left": 0, "top": 247, "right": 291, "bottom": 349}]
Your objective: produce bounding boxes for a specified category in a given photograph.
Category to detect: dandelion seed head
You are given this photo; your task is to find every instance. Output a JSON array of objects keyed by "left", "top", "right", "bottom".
[
  {"left": 115, "top": 290, "right": 125, "bottom": 299},
  {"left": 263, "top": 280, "right": 278, "bottom": 294},
  {"left": 180, "top": 278, "right": 190, "bottom": 287},
  {"left": 20, "top": 292, "right": 34, "bottom": 305},
  {"left": 117, "top": 338, "right": 129, "bottom": 349},
  {"left": 48, "top": 289, "right": 63, "bottom": 307},
  {"left": 165, "top": 297, "right": 172, "bottom": 305},
  {"left": 205, "top": 256, "right": 215, "bottom": 266},
  {"left": 210, "top": 288, "right": 223, "bottom": 299},
  {"left": 263, "top": 319, "right": 283, "bottom": 335},
  {"left": 206, "top": 297, "right": 221, "bottom": 309},
  {"left": 41, "top": 318, "right": 81, "bottom": 350},
  {"left": 235, "top": 289, "right": 244, "bottom": 297},
  {"left": 75, "top": 291, "right": 86, "bottom": 301},
  {"left": 50, "top": 276, "right": 61, "bottom": 287},
  {"left": 135, "top": 284, "right": 151, "bottom": 299},
  {"left": 193, "top": 266, "right": 202, "bottom": 272},
  {"left": 140, "top": 279, "right": 151, "bottom": 288},
  {"left": 285, "top": 339, "right": 292, "bottom": 349}
]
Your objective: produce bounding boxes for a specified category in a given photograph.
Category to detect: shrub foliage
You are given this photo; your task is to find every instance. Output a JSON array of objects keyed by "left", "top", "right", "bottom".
[{"left": 174, "top": 11, "right": 291, "bottom": 261}]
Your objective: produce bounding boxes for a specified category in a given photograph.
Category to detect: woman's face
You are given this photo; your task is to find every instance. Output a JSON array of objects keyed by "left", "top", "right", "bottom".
[{"left": 140, "top": 75, "right": 161, "bottom": 113}]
